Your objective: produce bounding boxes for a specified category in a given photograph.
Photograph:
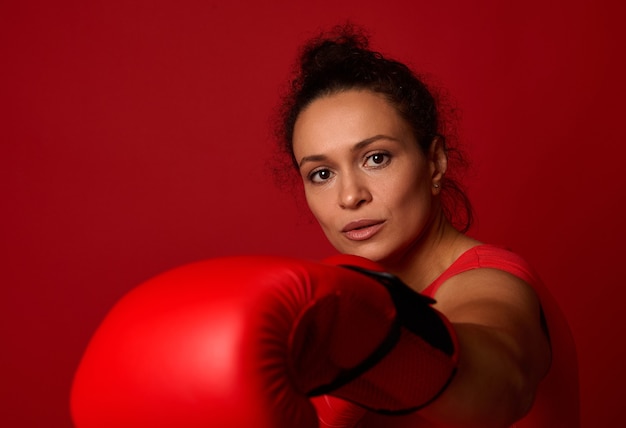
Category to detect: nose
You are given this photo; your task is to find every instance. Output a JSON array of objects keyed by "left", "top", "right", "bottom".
[{"left": 338, "top": 173, "right": 372, "bottom": 210}]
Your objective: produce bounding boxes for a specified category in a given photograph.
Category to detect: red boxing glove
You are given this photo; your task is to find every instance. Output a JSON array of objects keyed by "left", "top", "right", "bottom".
[
  {"left": 313, "top": 395, "right": 368, "bottom": 427},
  {"left": 315, "top": 255, "right": 459, "bottom": 413},
  {"left": 71, "top": 255, "right": 457, "bottom": 428}
]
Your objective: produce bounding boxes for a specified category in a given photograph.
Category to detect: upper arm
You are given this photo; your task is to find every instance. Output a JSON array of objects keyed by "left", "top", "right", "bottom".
[{"left": 433, "top": 267, "right": 551, "bottom": 384}]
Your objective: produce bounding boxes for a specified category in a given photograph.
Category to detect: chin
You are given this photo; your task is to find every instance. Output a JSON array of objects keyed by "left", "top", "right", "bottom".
[
  {"left": 356, "top": 245, "right": 413, "bottom": 271},
  {"left": 336, "top": 245, "right": 392, "bottom": 265}
]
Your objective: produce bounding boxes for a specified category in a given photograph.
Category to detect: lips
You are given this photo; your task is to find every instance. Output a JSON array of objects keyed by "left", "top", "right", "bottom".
[{"left": 341, "top": 219, "right": 385, "bottom": 241}]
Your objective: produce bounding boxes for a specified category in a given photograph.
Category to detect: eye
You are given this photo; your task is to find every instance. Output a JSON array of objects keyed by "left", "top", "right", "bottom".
[
  {"left": 364, "top": 152, "right": 391, "bottom": 168},
  {"left": 309, "top": 168, "right": 334, "bottom": 183}
]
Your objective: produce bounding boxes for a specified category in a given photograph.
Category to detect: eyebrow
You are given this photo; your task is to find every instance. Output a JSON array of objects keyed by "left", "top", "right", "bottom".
[{"left": 298, "top": 134, "right": 398, "bottom": 168}]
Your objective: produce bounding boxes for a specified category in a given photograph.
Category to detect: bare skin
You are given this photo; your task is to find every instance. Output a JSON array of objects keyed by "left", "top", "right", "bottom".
[{"left": 293, "top": 89, "right": 551, "bottom": 427}]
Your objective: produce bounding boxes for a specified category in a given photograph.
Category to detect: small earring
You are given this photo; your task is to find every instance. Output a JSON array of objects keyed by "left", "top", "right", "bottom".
[{"left": 433, "top": 183, "right": 440, "bottom": 189}]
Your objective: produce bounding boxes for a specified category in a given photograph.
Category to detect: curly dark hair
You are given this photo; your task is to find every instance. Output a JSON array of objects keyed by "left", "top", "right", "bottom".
[{"left": 275, "top": 25, "right": 473, "bottom": 233}]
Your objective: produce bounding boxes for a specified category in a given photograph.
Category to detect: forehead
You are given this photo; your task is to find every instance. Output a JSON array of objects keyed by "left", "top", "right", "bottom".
[{"left": 292, "top": 90, "right": 412, "bottom": 156}]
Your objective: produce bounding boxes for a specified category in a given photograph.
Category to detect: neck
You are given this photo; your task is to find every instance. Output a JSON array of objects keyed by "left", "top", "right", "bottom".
[{"left": 381, "top": 210, "right": 477, "bottom": 293}]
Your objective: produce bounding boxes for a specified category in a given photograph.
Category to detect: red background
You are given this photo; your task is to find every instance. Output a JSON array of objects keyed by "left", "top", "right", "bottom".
[{"left": 1, "top": 1, "right": 624, "bottom": 426}]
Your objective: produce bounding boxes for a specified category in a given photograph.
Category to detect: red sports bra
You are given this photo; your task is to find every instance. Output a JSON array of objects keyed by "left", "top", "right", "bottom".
[{"left": 421, "top": 244, "right": 540, "bottom": 298}]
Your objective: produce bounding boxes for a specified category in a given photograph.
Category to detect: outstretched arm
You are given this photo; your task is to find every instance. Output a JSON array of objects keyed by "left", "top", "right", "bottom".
[{"left": 419, "top": 268, "right": 551, "bottom": 428}]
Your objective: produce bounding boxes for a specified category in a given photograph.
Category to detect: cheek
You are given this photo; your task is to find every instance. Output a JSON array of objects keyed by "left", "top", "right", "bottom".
[{"left": 386, "top": 172, "right": 431, "bottom": 215}]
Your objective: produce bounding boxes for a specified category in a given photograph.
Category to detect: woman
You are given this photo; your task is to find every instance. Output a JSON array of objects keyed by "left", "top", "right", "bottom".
[{"left": 277, "top": 27, "right": 579, "bottom": 427}]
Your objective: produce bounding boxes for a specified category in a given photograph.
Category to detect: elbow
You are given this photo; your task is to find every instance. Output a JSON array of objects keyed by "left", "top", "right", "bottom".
[
  {"left": 422, "top": 364, "right": 541, "bottom": 428},
  {"left": 496, "top": 331, "right": 551, "bottom": 426},
  {"left": 422, "top": 323, "right": 550, "bottom": 428},
  {"left": 508, "top": 339, "right": 551, "bottom": 423},
  {"left": 495, "top": 361, "right": 542, "bottom": 427},
  {"left": 470, "top": 362, "right": 541, "bottom": 428},
  {"left": 509, "top": 372, "right": 538, "bottom": 423}
]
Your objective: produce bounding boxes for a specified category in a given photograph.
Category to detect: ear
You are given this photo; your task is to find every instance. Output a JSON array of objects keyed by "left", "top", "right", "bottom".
[{"left": 429, "top": 137, "right": 447, "bottom": 194}]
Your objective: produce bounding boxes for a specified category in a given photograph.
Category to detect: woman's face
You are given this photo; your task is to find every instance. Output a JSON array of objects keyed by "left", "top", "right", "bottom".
[{"left": 292, "top": 89, "right": 444, "bottom": 264}]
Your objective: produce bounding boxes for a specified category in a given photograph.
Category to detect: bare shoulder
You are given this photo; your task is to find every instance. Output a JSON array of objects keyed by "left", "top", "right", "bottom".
[{"left": 432, "top": 267, "right": 544, "bottom": 328}]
